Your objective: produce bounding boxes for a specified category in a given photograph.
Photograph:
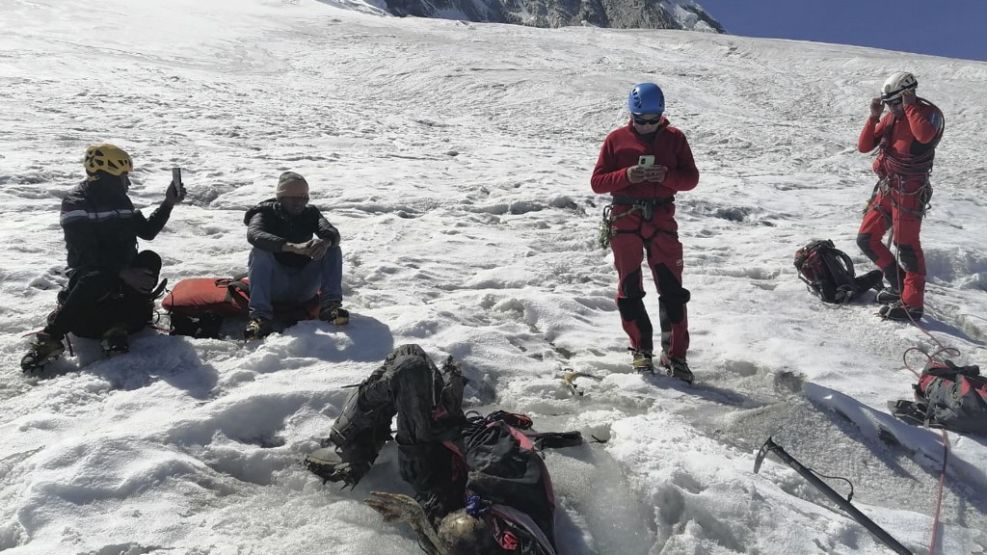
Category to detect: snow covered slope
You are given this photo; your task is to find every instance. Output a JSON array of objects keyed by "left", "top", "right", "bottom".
[{"left": 1, "top": 0, "right": 986, "bottom": 553}]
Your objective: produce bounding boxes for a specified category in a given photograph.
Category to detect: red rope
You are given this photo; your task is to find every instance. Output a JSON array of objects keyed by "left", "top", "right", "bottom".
[
  {"left": 888, "top": 238, "right": 955, "bottom": 555},
  {"left": 898, "top": 317, "right": 954, "bottom": 555},
  {"left": 927, "top": 430, "right": 949, "bottom": 555}
]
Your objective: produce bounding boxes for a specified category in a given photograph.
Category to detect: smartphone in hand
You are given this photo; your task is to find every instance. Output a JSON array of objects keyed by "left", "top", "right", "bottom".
[{"left": 638, "top": 155, "right": 655, "bottom": 167}]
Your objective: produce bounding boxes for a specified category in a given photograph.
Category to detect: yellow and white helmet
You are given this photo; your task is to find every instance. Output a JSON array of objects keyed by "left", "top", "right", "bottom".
[{"left": 84, "top": 143, "right": 133, "bottom": 177}]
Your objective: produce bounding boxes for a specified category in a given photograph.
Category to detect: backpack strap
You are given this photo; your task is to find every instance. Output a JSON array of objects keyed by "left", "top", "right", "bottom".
[{"left": 221, "top": 277, "right": 251, "bottom": 305}]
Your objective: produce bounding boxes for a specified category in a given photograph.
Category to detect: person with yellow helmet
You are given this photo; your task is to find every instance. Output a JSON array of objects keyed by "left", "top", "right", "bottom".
[{"left": 21, "top": 144, "right": 185, "bottom": 372}]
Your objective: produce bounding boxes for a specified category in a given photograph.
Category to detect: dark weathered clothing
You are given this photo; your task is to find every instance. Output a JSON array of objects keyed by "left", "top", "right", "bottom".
[{"left": 329, "top": 345, "right": 556, "bottom": 554}]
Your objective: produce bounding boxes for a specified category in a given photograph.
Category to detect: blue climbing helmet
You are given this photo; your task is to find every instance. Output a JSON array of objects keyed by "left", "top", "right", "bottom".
[{"left": 627, "top": 83, "right": 665, "bottom": 115}]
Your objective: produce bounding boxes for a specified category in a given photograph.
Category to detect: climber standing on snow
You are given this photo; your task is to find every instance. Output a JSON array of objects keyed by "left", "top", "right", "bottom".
[
  {"left": 590, "top": 83, "right": 699, "bottom": 383},
  {"left": 856, "top": 72, "right": 945, "bottom": 321}
]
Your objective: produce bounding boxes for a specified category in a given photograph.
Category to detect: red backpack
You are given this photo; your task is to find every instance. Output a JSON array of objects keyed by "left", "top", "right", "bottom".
[
  {"left": 794, "top": 240, "right": 882, "bottom": 303},
  {"left": 162, "top": 277, "right": 319, "bottom": 338}
]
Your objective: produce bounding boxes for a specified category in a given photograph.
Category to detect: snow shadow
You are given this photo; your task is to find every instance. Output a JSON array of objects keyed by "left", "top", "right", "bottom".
[
  {"left": 266, "top": 313, "right": 395, "bottom": 364},
  {"left": 36, "top": 331, "right": 220, "bottom": 399},
  {"left": 805, "top": 383, "right": 987, "bottom": 516},
  {"left": 642, "top": 373, "right": 765, "bottom": 410},
  {"left": 921, "top": 315, "right": 987, "bottom": 348}
]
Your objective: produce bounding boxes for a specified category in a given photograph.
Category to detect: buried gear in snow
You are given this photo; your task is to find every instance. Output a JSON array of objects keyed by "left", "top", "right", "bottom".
[
  {"left": 794, "top": 240, "right": 883, "bottom": 304},
  {"left": 307, "top": 345, "right": 579, "bottom": 555},
  {"left": 890, "top": 359, "right": 987, "bottom": 435}
]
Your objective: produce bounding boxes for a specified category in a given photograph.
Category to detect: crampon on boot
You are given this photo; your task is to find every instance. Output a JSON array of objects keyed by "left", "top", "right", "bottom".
[
  {"left": 659, "top": 353, "right": 694, "bottom": 385},
  {"left": 879, "top": 301, "right": 923, "bottom": 322},
  {"left": 630, "top": 349, "right": 655, "bottom": 374},
  {"left": 21, "top": 332, "right": 66, "bottom": 373},
  {"left": 304, "top": 447, "right": 371, "bottom": 488},
  {"left": 100, "top": 325, "right": 129, "bottom": 355}
]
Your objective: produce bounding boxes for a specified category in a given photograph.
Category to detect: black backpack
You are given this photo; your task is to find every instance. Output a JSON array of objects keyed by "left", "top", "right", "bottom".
[
  {"left": 794, "top": 239, "right": 882, "bottom": 303},
  {"left": 461, "top": 412, "right": 581, "bottom": 554}
]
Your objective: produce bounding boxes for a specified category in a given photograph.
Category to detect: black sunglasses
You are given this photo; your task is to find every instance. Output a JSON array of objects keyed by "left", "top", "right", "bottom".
[
  {"left": 633, "top": 115, "right": 662, "bottom": 125},
  {"left": 883, "top": 97, "right": 903, "bottom": 107}
]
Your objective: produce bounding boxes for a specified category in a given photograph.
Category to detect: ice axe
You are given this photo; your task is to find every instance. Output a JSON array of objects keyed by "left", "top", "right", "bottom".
[{"left": 754, "top": 437, "right": 913, "bottom": 555}]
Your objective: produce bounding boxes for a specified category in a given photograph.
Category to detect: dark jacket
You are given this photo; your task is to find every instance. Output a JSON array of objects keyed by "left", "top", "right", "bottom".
[
  {"left": 244, "top": 199, "right": 340, "bottom": 268},
  {"left": 60, "top": 176, "right": 173, "bottom": 273}
]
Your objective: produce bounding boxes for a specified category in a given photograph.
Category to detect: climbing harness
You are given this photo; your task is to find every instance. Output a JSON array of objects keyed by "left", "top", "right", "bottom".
[{"left": 598, "top": 195, "right": 676, "bottom": 249}]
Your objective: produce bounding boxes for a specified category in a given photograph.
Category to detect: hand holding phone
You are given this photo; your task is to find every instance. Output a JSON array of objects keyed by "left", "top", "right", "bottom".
[
  {"left": 627, "top": 165, "right": 647, "bottom": 184},
  {"left": 167, "top": 167, "right": 187, "bottom": 204},
  {"left": 644, "top": 165, "right": 668, "bottom": 183}
]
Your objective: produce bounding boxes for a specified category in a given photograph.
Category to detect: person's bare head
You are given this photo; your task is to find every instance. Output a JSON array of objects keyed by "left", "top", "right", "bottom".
[{"left": 437, "top": 510, "right": 503, "bottom": 555}]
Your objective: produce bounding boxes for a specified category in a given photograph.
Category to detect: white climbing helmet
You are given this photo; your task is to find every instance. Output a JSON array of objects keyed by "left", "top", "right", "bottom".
[{"left": 881, "top": 72, "right": 918, "bottom": 102}]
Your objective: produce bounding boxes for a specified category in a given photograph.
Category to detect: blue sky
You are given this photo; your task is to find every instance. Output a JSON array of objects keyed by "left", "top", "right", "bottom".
[{"left": 697, "top": 0, "right": 987, "bottom": 62}]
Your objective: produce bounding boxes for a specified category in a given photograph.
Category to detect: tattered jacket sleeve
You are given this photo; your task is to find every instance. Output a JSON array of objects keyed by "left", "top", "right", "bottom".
[
  {"left": 246, "top": 212, "right": 287, "bottom": 252},
  {"left": 590, "top": 137, "right": 631, "bottom": 194},
  {"left": 134, "top": 202, "right": 173, "bottom": 240}
]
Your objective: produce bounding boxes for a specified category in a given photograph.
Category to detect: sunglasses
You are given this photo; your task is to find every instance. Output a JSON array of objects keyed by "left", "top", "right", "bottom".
[
  {"left": 883, "top": 97, "right": 903, "bottom": 107},
  {"left": 633, "top": 115, "right": 662, "bottom": 125}
]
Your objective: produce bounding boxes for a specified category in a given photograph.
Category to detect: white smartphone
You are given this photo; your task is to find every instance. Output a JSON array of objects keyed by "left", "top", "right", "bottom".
[{"left": 638, "top": 155, "right": 655, "bottom": 167}]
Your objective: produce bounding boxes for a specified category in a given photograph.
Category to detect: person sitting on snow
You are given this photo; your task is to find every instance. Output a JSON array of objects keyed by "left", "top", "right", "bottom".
[
  {"left": 21, "top": 144, "right": 183, "bottom": 372},
  {"left": 856, "top": 71, "right": 945, "bottom": 322},
  {"left": 304, "top": 344, "right": 576, "bottom": 555},
  {"left": 243, "top": 171, "right": 347, "bottom": 338}
]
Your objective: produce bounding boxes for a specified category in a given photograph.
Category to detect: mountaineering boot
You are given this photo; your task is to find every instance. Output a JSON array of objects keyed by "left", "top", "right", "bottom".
[
  {"left": 319, "top": 300, "right": 349, "bottom": 326},
  {"left": 631, "top": 349, "right": 654, "bottom": 373},
  {"left": 244, "top": 317, "right": 273, "bottom": 340},
  {"left": 21, "top": 332, "right": 66, "bottom": 373},
  {"left": 875, "top": 288, "right": 901, "bottom": 304},
  {"left": 879, "top": 301, "right": 923, "bottom": 322},
  {"left": 101, "top": 325, "right": 130, "bottom": 355},
  {"left": 659, "top": 353, "right": 694, "bottom": 385},
  {"left": 304, "top": 446, "right": 371, "bottom": 487}
]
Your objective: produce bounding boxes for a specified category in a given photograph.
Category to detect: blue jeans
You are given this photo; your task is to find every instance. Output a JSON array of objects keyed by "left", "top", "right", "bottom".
[{"left": 248, "top": 246, "right": 343, "bottom": 320}]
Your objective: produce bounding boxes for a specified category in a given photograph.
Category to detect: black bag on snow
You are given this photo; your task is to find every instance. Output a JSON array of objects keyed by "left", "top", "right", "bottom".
[
  {"left": 892, "top": 360, "right": 987, "bottom": 435},
  {"left": 55, "top": 251, "right": 165, "bottom": 339},
  {"left": 461, "top": 412, "right": 580, "bottom": 554},
  {"left": 794, "top": 239, "right": 883, "bottom": 303}
]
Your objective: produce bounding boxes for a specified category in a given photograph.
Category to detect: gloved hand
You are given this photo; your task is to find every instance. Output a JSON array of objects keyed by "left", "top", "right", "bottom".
[
  {"left": 626, "top": 165, "right": 646, "bottom": 184},
  {"left": 119, "top": 267, "right": 157, "bottom": 294},
  {"left": 869, "top": 97, "right": 884, "bottom": 119},
  {"left": 165, "top": 180, "right": 186, "bottom": 206}
]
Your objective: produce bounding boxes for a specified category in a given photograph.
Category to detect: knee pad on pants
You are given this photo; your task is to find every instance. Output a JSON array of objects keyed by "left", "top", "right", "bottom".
[{"left": 655, "top": 265, "right": 690, "bottom": 324}]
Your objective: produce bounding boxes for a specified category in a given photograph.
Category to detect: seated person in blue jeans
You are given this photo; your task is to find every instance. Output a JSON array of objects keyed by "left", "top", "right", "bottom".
[{"left": 243, "top": 171, "right": 347, "bottom": 338}]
